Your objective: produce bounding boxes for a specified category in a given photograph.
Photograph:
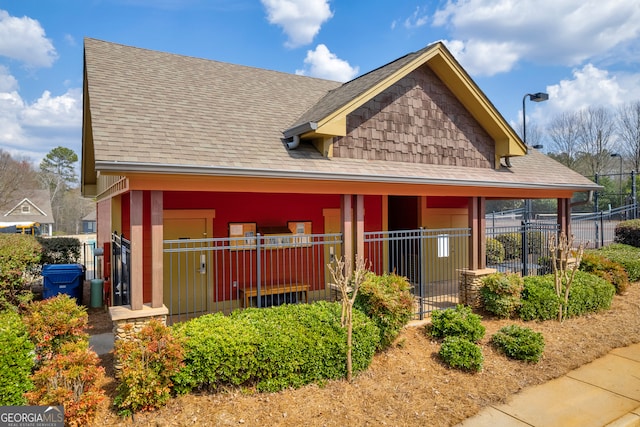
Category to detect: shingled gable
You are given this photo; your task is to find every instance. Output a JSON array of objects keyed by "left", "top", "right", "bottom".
[
  {"left": 82, "top": 38, "right": 599, "bottom": 200},
  {"left": 284, "top": 42, "right": 524, "bottom": 168}
]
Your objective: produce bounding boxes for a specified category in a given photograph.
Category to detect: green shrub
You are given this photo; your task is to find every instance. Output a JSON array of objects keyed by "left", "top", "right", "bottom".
[
  {"left": 23, "top": 294, "right": 89, "bottom": 365},
  {"left": 491, "top": 325, "right": 545, "bottom": 363},
  {"left": 614, "top": 219, "right": 640, "bottom": 248},
  {"left": 114, "top": 320, "right": 185, "bottom": 416},
  {"left": 480, "top": 273, "right": 524, "bottom": 318},
  {"left": 439, "top": 336, "right": 483, "bottom": 372},
  {"left": 0, "top": 310, "right": 34, "bottom": 405},
  {"left": 429, "top": 305, "right": 485, "bottom": 342},
  {"left": 580, "top": 252, "right": 629, "bottom": 294},
  {"left": 26, "top": 340, "right": 105, "bottom": 427},
  {"left": 486, "top": 238, "right": 505, "bottom": 265},
  {"left": 172, "top": 301, "right": 379, "bottom": 394},
  {"left": 37, "top": 237, "right": 81, "bottom": 265},
  {"left": 519, "top": 276, "right": 561, "bottom": 321},
  {"left": 0, "top": 234, "right": 41, "bottom": 309},
  {"left": 496, "top": 233, "right": 522, "bottom": 260},
  {"left": 596, "top": 243, "right": 640, "bottom": 282},
  {"left": 519, "top": 272, "right": 615, "bottom": 321},
  {"left": 565, "top": 271, "right": 615, "bottom": 317},
  {"left": 354, "top": 272, "right": 414, "bottom": 350}
]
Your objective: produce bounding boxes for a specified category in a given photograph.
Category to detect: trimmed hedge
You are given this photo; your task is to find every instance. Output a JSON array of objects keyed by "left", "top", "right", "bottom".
[
  {"left": 595, "top": 244, "right": 640, "bottom": 282},
  {"left": 0, "top": 310, "right": 34, "bottom": 405},
  {"left": 480, "top": 273, "right": 523, "bottom": 318},
  {"left": 439, "top": 336, "right": 483, "bottom": 372},
  {"left": 429, "top": 304, "right": 485, "bottom": 343},
  {"left": 37, "top": 237, "right": 81, "bottom": 265},
  {"left": 491, "top": 325, "right": 544, "bottom": 363},
  {"left": 172, "top": 301, "right": 379, "bottom": 393},
  {"left": 354, "top": 272, "right": 414, "bottom": 350},
  {"left": 519, "top": 271, "right": 615, "bottom": 321},
  {"left": 614, "top": 219, "right": 640, "bottom": 248}
]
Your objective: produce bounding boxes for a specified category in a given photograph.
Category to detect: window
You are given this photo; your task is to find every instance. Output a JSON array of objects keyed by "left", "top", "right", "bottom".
[{"left": 21, "top": 205, "right": 30, "bottom": 214}]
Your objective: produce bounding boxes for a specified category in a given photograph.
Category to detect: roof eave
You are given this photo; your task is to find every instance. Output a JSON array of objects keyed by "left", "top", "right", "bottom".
[{"left": 94, "top": 160, "right": 600, "bottom": 192}]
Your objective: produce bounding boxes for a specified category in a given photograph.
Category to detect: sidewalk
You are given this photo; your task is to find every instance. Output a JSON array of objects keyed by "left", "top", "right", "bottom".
[{"left": 458, "top": 343, "right": 640, "bottom": 427}]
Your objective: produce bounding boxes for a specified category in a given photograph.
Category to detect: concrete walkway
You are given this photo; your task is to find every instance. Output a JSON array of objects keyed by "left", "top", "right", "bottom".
[
  {"left": 458, "top": 343, "right": 640, "bottom": 427},
  {"left": 89, "top": 332, "right": 114, "bottom": 356}
]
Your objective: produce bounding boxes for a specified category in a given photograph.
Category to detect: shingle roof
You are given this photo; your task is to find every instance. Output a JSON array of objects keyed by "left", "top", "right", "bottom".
[
  {"left": 84, "top": 39, "right": 599, "bottom": 193},
  {"left": 1, "top": 190, "right": 54, "bottom": 224}
]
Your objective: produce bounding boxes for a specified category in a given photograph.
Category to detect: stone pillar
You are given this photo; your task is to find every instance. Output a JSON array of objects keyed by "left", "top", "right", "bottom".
[
  {"left": 109, "top": 304, "right": 169, "bottom": 376},
  {"left": 459, "top": 268, "right": 496, "bottom": 308}
]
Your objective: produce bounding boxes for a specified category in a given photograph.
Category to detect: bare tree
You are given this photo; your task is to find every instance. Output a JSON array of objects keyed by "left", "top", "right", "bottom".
[
  {"left": 328, "top": 255, "right": 368, "bottom": 382},
  {"left": 549, "top": 232, "right": 584, "bottom": 322},
  {"left": 616, "top": 101, "right": 640, "bottom": 171},
  {"left": 578, "top": 106, "right": 617, "bottom": 176},
  {"left": 0, "top": 150, "right": 39, "bottom": 208},
  {"left": 546, "top": 111, "right": 583, "bottom": 170}
]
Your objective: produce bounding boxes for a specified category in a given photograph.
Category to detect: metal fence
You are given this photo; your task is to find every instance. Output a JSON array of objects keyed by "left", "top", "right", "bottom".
[
  {"left": 571, "top": 205, "right": 636, "bottom": 248},
  {"left": 112, "top": 232, "right": 131, "bottom": 306},
  {"left": 486, "top": 222, "right": 560, "bottom": 276},
  {"left": 81, "top": 241, "right": 97, "bottom": 280},
  {"left": 163, "top": 233, "right": 342, "bottom": 323},
  {"left": 364, "top": 228, "right": 471, "bottom": 319}
]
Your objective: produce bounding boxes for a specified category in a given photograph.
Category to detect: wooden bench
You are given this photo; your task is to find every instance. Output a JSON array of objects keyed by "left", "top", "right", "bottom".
[{"left": 239, "top": 283, "right": 309, "bottom": 308}]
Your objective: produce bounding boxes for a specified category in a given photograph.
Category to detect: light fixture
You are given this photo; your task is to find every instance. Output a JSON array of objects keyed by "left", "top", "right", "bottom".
[{"left": 521, "top": 91, "right": 549, "bottom": 225}]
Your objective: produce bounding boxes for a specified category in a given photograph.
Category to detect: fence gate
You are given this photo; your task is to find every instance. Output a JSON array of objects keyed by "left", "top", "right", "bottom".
[
  {"left": 111, "top": 232, "right": 131, "bottom": 306},
  {"left": 364, "top": 228, "right": 470, "bottom": 319}
]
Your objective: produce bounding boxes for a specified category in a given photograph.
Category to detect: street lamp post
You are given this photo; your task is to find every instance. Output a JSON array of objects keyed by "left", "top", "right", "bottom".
[
  {"left": 522, "top": 92, "right": 549, "bottom": 221},
  {"left": 611, "top": 153, "right": 623, "bottom": 208}
]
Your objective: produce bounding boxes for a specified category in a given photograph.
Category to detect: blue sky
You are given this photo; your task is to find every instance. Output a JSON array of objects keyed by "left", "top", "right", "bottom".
[{"left": 1, "top": 0, "right": 640, "bottom": 167}]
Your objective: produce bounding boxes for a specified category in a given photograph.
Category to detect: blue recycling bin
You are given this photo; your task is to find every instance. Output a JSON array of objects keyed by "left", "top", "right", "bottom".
[{"left": 42, "top": 264, "right": 85, "bottom": 305}]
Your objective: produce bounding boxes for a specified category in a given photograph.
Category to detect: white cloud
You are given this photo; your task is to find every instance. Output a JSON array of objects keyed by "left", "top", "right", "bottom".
[
  {"left": 404, "top": 6, "right": 429, "bottom": 29},
  {"left": 443, "top": 39, "right": 521, "bottom": 76},
  {"left": 0, "top": 72, "right": 82, "bottom": 165},
  {"left": 0, "top": 9, "right": 57, "bottom": 68},
  {"left": 21, "top": 89, "right": 82, "bottom": 129},
  {"left": 546, "top": 65, "right": 623, "bottom": 111},
  {"left": 432, "top": 0, "right": 640, "bottom": 75},
  {"left": 295, "top": 44, "right": 359, "bottom": 82},
  {"left": 261, "top": 0, "right": 333, "bottom": 48}
]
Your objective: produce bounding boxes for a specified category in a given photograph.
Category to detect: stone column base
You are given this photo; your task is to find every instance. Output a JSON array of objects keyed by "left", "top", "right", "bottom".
[
  {"left": 109, "top": 304, "right": 169, "bottom": 375},
  {"left": 459, "top": 268, "right": 497, "bottom": 308}
]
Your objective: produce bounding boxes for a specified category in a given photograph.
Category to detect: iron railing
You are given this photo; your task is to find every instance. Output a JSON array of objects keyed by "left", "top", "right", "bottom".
[
  {"left": 486, "top": 221, "right": 560, "bottom": 276},
  {"left": 112, "top": 232, "right": 131, "bottom": 306},
  {"left": 163, "top": 233, "right": 342, "bottom": 323},
  {"left": 364, "top": 228, "right": 471, "bottom": 319}
]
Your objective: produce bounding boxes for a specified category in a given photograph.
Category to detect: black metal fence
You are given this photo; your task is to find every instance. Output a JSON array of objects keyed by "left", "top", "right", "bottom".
[
  {"left": 364, "top": 228, "right": 471, "bottom": 319},
  {"left": 112, "top": 232, "right": 131, "bottom": 306},
  {"left": 486, "top": 221, "right": 560, "bottom": 276}
]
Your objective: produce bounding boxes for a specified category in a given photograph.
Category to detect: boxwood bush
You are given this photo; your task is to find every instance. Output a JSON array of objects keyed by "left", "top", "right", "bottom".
[
  {"left": 480, "top": 273, "right": 524, "bottom": 318},
  {"left": 486, "top": 238, "right": 505, "bottom": 265},
  {"left": 519, "top": 271, "right": 615, "bottom": 321},
  {"left": 496, "top": 233, "right": 521, "bottom": 260},
  {"left": 614, "top": 219, "right": 640, "bottom": 248},
  {"left": 439, "top": 336, "right": 483, "bottom": 372},
  {"left": 0, "top": 310, "right": 34, "bottom": 405},
  {"left": 491, "top": 325, "right": 544, "bottom": 363},
  {"left": 172, "top": 301, "right": 379, "bottom": 393},
  {"left": 354, "top": 272, "right": 414, "bottom": 351},
  {"left": 596, "top": 244, "right": 640, "bottom": 282},
  {"left": 428, "top": 304, "right": 485, "bottom": 343}
]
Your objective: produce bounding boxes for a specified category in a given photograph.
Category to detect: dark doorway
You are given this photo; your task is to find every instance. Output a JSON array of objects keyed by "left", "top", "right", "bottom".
[
  {"left": 388, "top": 196, "right": 418, "bottom": 231},
  {"left": 387, "top": 196, "right": 420, "bottom": 285}
]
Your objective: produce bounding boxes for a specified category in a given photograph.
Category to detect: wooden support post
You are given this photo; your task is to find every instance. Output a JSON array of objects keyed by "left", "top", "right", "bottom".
[
  {"left": 468, "top": 197, "right": 486, "bottom": 270},
  {"left": 341, "top": 194, "right": 354, "bottom": 275},
  {"left": 355, "top": 195, "right": 364, "bottom": 260},
  {"left": 558, "top": 198, "right": 571, "bottom": 237},
  {"left": 130, "top": 190, "right": 144, "bottom": 311},
  {"left": 150, "top": 191, "right": 163, "bottom": 308}
]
